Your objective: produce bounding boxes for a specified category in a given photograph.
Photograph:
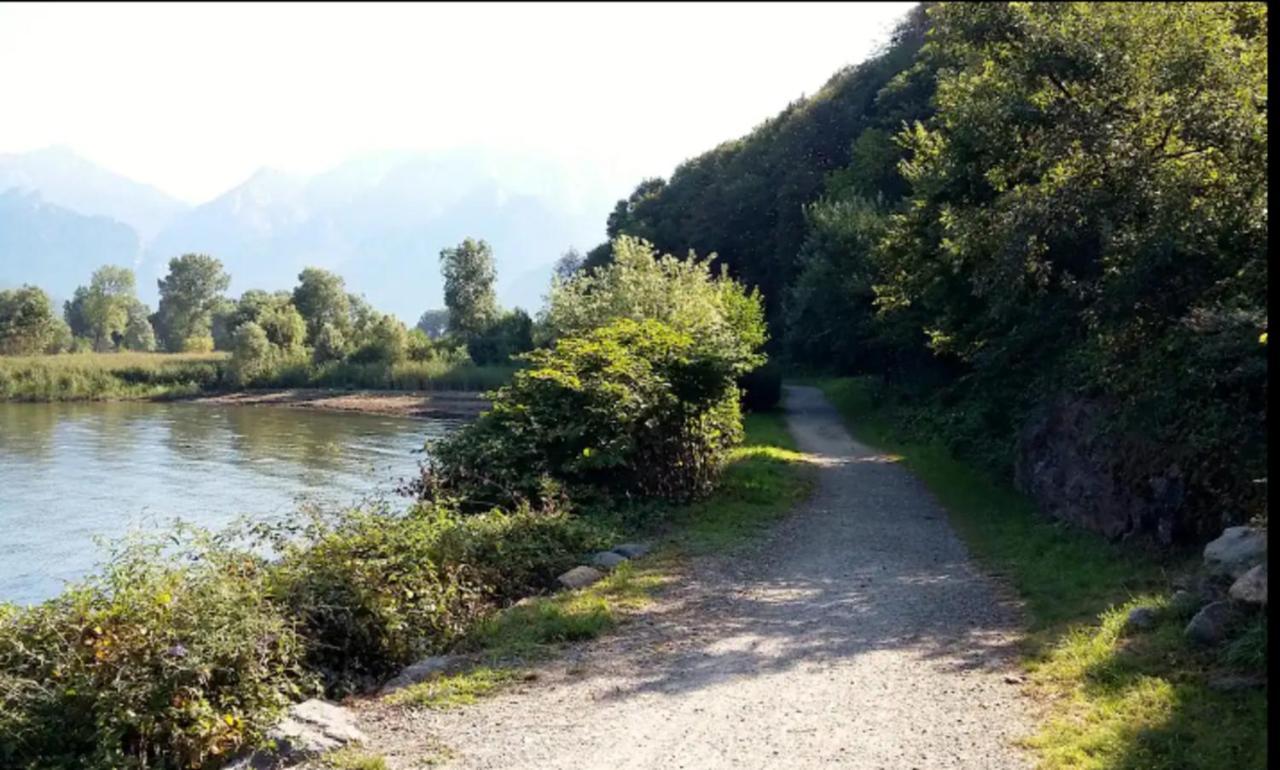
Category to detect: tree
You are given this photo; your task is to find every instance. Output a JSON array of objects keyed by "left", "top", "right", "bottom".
[
  {"left": 0, "top": 285, "right": 61, "bottom": 355},
  {"left": 122, "top": 299, "right": 156, "bottom": 351},
  {"left": 466, "top": 309, "right": 534, "bottom": 365},
  {"left": 349, "top": 313, "right": 407, "bottom": 364},
  {"left": 553, "top": 248, "right": 584, "bottom": 280},
  {"left": 292, "top": 268, "right": 350, "bottom": 344},
  {"left": 258, "top": 302, "right": 307, "bottom": 351},
  {"left": 154, "top": 254, "right": 231, "bottom": 352},
  {"left": 440, "top": 238, "right": 499, "bottom": 340},
  {"left": 79, "top": 265, "right": 138, "bottom": 351},
  {"left": 415, "top": 308, "right": 451, "bottom": 340},
  {"left": 541, "top": 235, "right": 767, "bottom": 377}
]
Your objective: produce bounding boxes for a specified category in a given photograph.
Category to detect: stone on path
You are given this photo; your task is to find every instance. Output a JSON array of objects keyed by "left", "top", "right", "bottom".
[
  {"left": 591, "top": 551, "right": 629, "bottom": 570},
  {"left": 557, "top": 565, "right": 604, "bottom": 589},
  {"left": 227, "top": 699, "right": 366, "bottom": 768},
  {"left": 611, "top": 543, "right": 651, "bottom": 559},
  {"left": 380, "top": 655, "right": 459, "bottom": 695},
  {"left": 1203, "top": 526, "right": 1266, "bottom": 579}
]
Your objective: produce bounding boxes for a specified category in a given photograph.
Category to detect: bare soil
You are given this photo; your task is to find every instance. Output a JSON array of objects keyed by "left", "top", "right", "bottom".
[{"left": 344, "top": 385, "right": 1033, "bottom": 768}]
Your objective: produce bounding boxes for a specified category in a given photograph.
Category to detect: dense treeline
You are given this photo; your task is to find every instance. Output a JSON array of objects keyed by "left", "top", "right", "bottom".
[
  {"left": 595, "top": 2, "right": 1268, "bottom": 540},
  {"left": 0, "top": 237, "right": 539, "bottom": 392}
]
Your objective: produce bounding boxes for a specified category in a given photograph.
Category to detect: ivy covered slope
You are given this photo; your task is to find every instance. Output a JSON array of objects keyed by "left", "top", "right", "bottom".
[{"left": 599, "top": 2, "right": 1268, "bottom": 542}]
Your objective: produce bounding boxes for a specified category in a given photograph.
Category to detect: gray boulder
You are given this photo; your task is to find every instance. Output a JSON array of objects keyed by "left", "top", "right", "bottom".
[
  {"left": 591, "top": 551, "right": 629, "bottom": 570},
  {"left": 226, "top": 699, "right": 365, "bottom": 768},
  {"left": 379, "top": 655, "right": 459, "bottom": 695},
  {"left": 612, "top": 543, "right": 651, "bottom": 559},
  {"left": 1125, "top": 606, "right": 1158, "bottom": 631},
  {"left": 1185, "top": 601, "right": 1239, "bottom": 646},
  {"left": 1203, "top": 526, "right": 1266, "bottom": 578},
  {"left": 1229, "top": 563, "right": 1267, "bottom": 606},
  {"left": 557, "top": 565, "right": 604, "bottom": 589}
]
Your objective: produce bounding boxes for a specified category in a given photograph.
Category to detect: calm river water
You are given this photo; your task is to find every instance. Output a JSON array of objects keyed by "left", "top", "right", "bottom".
[{"left": 0, "top": 401, "right": 459, "bottom": 605}]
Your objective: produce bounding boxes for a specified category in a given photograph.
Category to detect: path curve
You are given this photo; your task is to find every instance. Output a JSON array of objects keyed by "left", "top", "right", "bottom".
[{"left": 358, "top": 385, "right": 1032, "bottom": 769}]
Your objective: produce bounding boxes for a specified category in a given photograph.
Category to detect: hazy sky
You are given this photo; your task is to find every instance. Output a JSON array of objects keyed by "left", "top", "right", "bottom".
[{"left": 0, "top": 2, "right": 917, "bottom": 204}]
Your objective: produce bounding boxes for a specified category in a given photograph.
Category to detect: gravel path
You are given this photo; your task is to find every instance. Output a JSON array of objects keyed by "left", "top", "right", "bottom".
[{"left": 355, "top": 385, "right": 1033, "bottom": 769}]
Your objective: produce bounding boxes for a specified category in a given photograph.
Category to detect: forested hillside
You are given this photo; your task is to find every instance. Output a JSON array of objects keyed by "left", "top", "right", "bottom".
[{"left": 596, "top": 2, "right": 1269, "bottom": 542}]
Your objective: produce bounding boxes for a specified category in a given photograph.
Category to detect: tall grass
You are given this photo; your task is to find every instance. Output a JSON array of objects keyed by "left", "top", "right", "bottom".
[{"left": 0, "top": 352, "right": 514, "bottom": 401}]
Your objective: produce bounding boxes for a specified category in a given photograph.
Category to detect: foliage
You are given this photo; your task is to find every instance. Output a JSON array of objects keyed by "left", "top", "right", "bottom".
[
  {"left": 0, "top": 285, "right": 63, "bottom": 355},
  {"left": 260, "top": 502, "right": 603, "bottom": 694},
  {"left": 74, "top": 266, "right": 141, "bottom": 352},
  {"left": 153, "top": 255, "right": 231, "bottom": 353},
  {"left": 863, "top": 1, "right": 1269, "bottom": 531},
  {"left": 415, "top": 308, "right": 450, "bottom": 340},
  {"left": 542, "top": 235, "right": 768, "bottom": 378},
  {"left": 313, "top": 322, "right": 348, "bottom": 364},
  {"left": 347, "top": 312, "right": 408, "bottom": 365},
  {"left": 420, "top": 319, "right": 745, "bottom": 510},
  {"left": 122, "top": 301, "right": 157, "bottom": 353},
  {"left": 0, "top": 530, "right": 311, "bottom": 770},
  {"left": 596, "top": 7, "right": 931, "bottom": 321},
  {"left": 292, "top": 268, "right": 351, "bottom": 346},
  {"left": 466, "top": 309, "right": 534, "bottom": 366},
  {"left": 440, "top": 238, "right": 499, "bottom": 340}
]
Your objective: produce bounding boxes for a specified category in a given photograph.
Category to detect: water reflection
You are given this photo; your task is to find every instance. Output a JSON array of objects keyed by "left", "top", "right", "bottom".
[{"left": 0, "top": 401, "right": 458, "bottom": 605}]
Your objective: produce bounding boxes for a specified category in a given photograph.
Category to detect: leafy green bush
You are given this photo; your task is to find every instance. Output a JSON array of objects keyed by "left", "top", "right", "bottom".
[
  {"left": 0, "top": 532, "right": 311, "bottom": 770},
  {"left": 260, "top": 503, "right": 603, "bottom": 694},
  {"left": 420, "top": 318, "right": 744, "bottom": 510},
  {"left": 541, "top": 235, "right": 767, "bottom": 378}
]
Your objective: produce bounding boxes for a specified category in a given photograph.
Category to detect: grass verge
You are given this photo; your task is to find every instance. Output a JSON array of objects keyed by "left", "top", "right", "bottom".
[
  {"left": 384, "top": 411, "right": 814, "bottom": 710},
  {"left": 810, "top": 376, "right": 1267, "bottom": 770}
]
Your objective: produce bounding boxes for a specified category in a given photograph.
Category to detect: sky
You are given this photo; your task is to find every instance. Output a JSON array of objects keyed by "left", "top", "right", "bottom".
[{"left": 0, "top": 1, "right": 917, "bottom": 204}]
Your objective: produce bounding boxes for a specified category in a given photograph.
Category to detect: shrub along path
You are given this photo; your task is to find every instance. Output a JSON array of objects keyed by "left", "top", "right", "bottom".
[{"left": 351, "top": 386, "right": 1033, "bottom": 768}]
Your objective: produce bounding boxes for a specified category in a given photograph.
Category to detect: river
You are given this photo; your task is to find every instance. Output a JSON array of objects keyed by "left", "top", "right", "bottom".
[{"left": 0, "top": 401, "right": 459, "bottom": 605}]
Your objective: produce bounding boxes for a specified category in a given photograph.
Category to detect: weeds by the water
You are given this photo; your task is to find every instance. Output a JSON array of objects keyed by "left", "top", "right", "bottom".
[
  {"left": 812, "top": 376, "right": 1267, "bottom": 770},
  {"left": 0, "top": 352, "right": 513, "bottom": 401}
]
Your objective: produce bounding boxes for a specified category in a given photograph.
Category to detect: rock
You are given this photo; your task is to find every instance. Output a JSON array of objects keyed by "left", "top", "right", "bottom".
[
  {"left": 557, "top": 565, "right": 604, "bottom": 589},
  {"left": 1203, "top": 526, "right": 1266, "bottom": 579},
  {"left": 1013, "top": 397, "right": 1195, "bottom": 543},
  {"left": 1229, "top": 563, "right": 1267, "bottom": 606},
  {"left": 379, "top": 655, "right": 459, "bottom": 695},
  {"left": 1185, "top": 601, "right": 1239, "bottom": 646},
  {"left": 1125, "top": 606, "right": 1158, "bottom": 631},
  {"left": 1168, "top": 590, "right": 1200, "bottom": 615},
  {"left": 227, "top": 699, "right": 366, "bottom": 768},
  {"left": 612, "top": 543, "right": 651, "bottom": 559},
  {"left": 591, "top": 551, "right": 629, "bottom": 570},
  {"left": 1207, "top": 673, "right": 1267, "bottom": 692}
]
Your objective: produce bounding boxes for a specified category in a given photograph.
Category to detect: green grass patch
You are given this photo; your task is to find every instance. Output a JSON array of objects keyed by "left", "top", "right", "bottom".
[
  {"left": 318, "top": 746, "right": 389, "bottom": 770},
  {"left": 810, "top": 376, "right": 1267, "bottom": 769},
  {"left": 666, "top": 411, "right": 815, "bottom": 553},
  {"left": 385, "top": 666, "right": 522, "bottom": 710}
]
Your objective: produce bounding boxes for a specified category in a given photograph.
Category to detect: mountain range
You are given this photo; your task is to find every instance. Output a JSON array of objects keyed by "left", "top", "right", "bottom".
[{"left": 0, "top": 146, "right": 617, "bottom": 321}]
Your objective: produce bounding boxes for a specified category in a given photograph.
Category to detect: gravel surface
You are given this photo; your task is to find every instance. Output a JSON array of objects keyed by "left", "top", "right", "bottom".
[{"left": 351, "top": 385, "right": 1033, "bottom": 769}]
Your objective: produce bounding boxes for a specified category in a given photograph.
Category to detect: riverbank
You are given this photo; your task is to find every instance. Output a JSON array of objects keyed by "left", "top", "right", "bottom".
[
  {"left": 0, "top": 352, "right": 513, "bottom": 407},
  {"left": 186, "top": 389, "right": 489, "bottom": 418}
]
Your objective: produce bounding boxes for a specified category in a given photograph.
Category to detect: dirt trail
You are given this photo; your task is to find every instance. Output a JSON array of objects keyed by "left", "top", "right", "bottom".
[{"left": 356, "top": 385, "right": 1032, "bottom": 769}]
